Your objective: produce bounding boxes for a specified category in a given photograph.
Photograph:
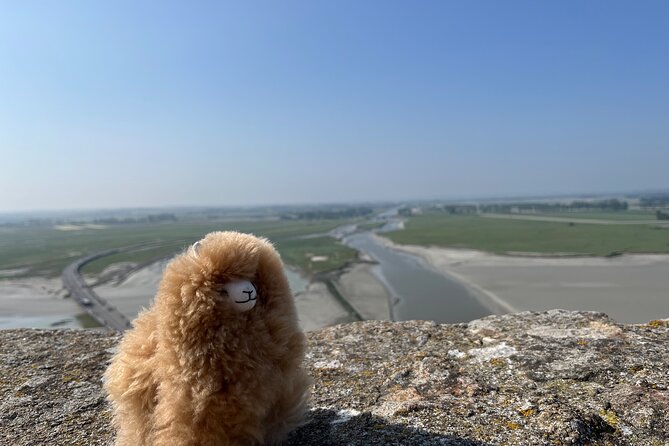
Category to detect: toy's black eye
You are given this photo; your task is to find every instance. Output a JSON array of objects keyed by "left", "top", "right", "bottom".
[{"left": 212, "top": 284, "right": 228, "bottom": 296}]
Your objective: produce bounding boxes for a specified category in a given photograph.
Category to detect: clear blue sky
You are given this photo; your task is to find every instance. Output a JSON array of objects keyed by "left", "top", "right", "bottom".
[{"left": 1, "top": 1, "right": 667, "bottom": 211}]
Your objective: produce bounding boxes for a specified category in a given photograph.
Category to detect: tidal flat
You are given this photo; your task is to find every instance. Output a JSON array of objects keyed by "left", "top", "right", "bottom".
[{"left": 384, "top": 238, "right": 669, "bottom": 324}]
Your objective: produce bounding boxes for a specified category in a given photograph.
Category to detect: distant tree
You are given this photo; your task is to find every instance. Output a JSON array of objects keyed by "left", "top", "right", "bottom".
[
  {"left": 657, "top": 210, "right": 669, "bottom": 220},
  {"left": 147, "top": 213, "right": 178, "bottom": 223},
  {"left": 280, "top": 206, "right": 375, "bottom": 220},
  {"left": 640, "top": 194, "right": 669, "bottom": 207}
]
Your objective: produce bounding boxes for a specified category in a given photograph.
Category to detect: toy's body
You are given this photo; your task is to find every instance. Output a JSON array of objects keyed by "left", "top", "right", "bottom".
[{"left": 104, "top": 231, "right": 311, "bottom": 446}]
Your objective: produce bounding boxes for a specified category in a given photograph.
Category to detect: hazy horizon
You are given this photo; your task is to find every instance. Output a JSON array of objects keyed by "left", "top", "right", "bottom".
[
  {"left": 2, "top": 1, "right": 668, "bottom": 212},
  {"left": 1, "top": 187, "right": 665, "bottom": 217}
]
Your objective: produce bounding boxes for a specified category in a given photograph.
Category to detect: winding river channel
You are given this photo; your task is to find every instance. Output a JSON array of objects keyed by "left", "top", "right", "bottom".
[
  {"left": 92, "top": 225, "right": 497, "bottom": 325},
  {"left": 343, "top": 231, "right": 495, "bottom": 324}
]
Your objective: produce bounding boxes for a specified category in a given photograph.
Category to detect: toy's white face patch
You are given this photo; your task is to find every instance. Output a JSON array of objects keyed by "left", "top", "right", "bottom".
[{"left": 222, "top": 280, "right": 257, "bottom": 312}]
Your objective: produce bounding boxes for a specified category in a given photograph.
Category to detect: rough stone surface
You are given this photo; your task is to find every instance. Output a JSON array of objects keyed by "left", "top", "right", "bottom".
[
  {"left": 0, "top": 329, "right": 118, "bottom": 446},
  {"left": 1, "top": 310, "right": 668, "bottom": 445}
]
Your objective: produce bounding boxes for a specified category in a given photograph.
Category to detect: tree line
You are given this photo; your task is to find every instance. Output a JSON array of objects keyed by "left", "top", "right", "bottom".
[
  {"left": 420, "top": 199, "right": 630, "bottom": 215},
  {"left": 640, "top": 194, "right": 669, "bottom": 208},
  {"left": 280, "top": 207, "right": 374, "bottom": 220}
]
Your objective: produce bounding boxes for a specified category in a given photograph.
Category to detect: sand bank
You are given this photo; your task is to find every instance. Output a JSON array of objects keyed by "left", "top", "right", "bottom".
[
  {"left": 294, "top": 262, "right": 392, "bottom": 331},
  {"left": 91, "top": 258, "right": 390, "bottom": 332},
  {"left": 335, "top": 263, "right": 391, "bottom": 321},
  {"left": 93, "top": 260, "right": 168, "bottom": 318},
  {"left": 0, "top": 277, "right": 83, "bottom": 328},
  {"left": 0, "top": 277, "right": 70, "bottom": 315},
  {"left": 381, "top": 237, "right": 669, "bottom": 324},
  {"left": 294, "top": 282, "right": 356, "bottom": 332}
]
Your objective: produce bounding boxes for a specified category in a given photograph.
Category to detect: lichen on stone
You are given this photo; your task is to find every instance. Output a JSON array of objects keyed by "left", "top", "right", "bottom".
[{"left": 1, "top": 310, "right": 668, "bottom": 445}]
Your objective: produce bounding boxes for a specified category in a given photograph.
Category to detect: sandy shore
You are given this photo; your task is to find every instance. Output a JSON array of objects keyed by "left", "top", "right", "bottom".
[
  {"left": 91, "top": 260, "right": 391, "bottom": 332},
  {"left": 93, "top": 261, "right": 168, "bottom": 319},
  {"left": 381, "top": 237, "right": 669, "bottom": 324},
  {"left": 2, "top": 238, "right": 665, "bottom": 328},
  {"left": 294, "top": 282, "right": 356, "bottom": 332},
  {"left": 335, "top": 263, "right": 391, "bottom": 321},
  {"left": 0, "top": 277, "right": 83, "bottom": 328}
]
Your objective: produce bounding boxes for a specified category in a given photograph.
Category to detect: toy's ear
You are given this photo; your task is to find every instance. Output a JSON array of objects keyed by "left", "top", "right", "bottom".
[{"left": 192, "top": 240, "right": 202, "bottom": 256}]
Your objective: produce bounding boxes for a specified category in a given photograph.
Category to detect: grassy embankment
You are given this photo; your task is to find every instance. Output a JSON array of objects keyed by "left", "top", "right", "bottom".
[
  {"left": 383, "top": 213, "right": 669, "bottom": 256},
  {"left": 0, "top": 219, "right": 357, "bottom": 278}
]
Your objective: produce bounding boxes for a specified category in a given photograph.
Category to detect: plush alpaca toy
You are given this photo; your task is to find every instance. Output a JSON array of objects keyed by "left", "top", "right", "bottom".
[{"left": 104, "top": 231, "right": 311, "bottom": 446}]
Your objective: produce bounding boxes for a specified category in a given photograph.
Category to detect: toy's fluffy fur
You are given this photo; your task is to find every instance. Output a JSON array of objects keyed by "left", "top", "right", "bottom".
[{"left": 104, "top": 231, "right": 311, "bottom": 446}]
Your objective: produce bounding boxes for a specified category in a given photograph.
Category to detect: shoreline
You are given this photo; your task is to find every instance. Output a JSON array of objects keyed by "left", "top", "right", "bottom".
[
  {"left": 0, "top": 255, "right": 392, "bottom": 332},
  {"left": 91, "top": 257, "right": 392, "bottom": 332},
  {"left": 372, "top": 234, "right": 517, "bottom": 315},
  {"left": 368, "top": 233, "right": 516, "bottom": 316},
  {"left": 375, "top": 234, "right": 669, "bottom": 324},
  {"left": 332, "top": 262, "right": 392, "bottom": 321},
  {"left": 6, "top": 230, "right": 667, "bottom": 329},
  {"left": 0, "top": 276, "right": 85, "bottom": 329}
]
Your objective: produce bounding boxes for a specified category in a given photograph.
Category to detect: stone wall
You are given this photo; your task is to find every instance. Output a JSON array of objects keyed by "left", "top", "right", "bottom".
[{"left": 1, "top": 310, "right": 667, "bottom": 445}]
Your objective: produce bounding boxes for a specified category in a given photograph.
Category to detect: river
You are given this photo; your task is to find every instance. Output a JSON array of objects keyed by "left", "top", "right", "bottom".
[{"left": 342, "top": 231, "right": 495, "bottom": 324}]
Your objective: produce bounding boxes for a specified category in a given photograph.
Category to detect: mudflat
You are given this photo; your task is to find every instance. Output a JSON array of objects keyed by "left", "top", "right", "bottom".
[
  {"left": 0, "top": 277, "right": 82, "bottom": 328},
  {"left": 386, "top": 239, "right": 669, "bottom": 324}
]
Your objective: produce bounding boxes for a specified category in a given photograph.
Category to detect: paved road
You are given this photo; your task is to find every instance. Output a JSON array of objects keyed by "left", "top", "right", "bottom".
[{"left": 61, "top": 249, "right": 132, "bottom": 332}]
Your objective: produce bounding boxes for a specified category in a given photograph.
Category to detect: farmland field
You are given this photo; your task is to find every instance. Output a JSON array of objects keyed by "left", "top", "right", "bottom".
[
  {"left": 383, "top": 214, "right": 669, "bottom": 256},
  {"left": 0, "top": 219, "right": 357, "bottom": 277},
  {"left": 526, "top": 210, "right": 657, "bottom": 221}
]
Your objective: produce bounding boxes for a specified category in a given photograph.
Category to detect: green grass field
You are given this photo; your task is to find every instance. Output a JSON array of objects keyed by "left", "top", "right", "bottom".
[
  {"left": 79, "top": 241, "right": 192, "bottom": 275},
  {"left": 355, "top": 221, "right": 385, "bottom": 231},
  {"left": 0, "top": 219, "right": 357, "bottom": 277},
  {"left": 528, "top": 210, "right": 657, "bottom": 221},
  {"left": 384, "top": 214, "right": 669, "bottom": 256},
  {"left": 274, "top": 236, "right": 357, "bottom": 274}
]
